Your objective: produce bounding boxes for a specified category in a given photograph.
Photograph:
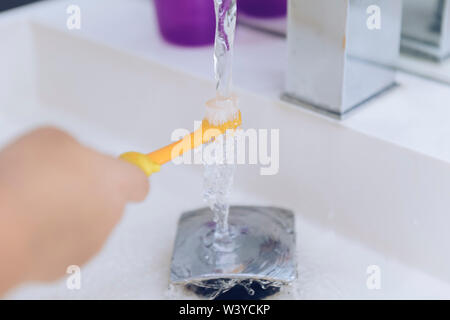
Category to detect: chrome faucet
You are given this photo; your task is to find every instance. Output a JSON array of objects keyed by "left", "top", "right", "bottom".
[
  {"left": 401, "top": 0, "right": 450, "bottom": 61},
  {"left": 283, "top": 0, "right": 403, "bottom": 118}
]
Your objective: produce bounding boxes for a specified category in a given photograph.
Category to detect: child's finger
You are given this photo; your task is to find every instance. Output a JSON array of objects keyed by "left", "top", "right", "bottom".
[{"left": 112, "top": 158, "right": 150, "bottom": 203}]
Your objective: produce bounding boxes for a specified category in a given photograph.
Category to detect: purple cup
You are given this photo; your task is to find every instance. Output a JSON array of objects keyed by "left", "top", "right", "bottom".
[
  {"left": 239, "top": 0, "right": 287, "bottom": 18},
  {"left": 154, "top": 0, "right": 215, "bottom": 47}
]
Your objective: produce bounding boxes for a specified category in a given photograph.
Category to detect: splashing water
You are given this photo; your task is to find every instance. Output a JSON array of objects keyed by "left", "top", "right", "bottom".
[
  {"left": 203, "top": 0, "right": 238, "bottom": 249},
  {"left": 203, "top": 135, "right": 236, "bottom": 250}
]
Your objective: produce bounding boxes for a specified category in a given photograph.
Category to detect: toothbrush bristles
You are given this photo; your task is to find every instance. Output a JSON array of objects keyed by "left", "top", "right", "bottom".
[{"left": 205, "top": 95, "right": 239, "bottom": 126}]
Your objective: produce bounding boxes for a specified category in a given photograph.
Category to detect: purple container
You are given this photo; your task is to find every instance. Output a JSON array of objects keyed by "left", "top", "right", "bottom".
[
  {"left": 154, "top": 0, "right": 215, "bottom": 47},
  {"left": 239, "top": 0, "right": 287, "bottom": 18}
]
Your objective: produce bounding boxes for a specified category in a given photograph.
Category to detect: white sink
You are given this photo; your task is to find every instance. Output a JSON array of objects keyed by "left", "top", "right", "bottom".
[{"left": 2, "top": 2, "right": 450, "bottom": 299}]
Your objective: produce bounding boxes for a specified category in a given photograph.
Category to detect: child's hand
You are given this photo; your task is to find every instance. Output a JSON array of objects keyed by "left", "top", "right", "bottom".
[{"left": 0, "top": 127, "right": 149, "bottom": 291}]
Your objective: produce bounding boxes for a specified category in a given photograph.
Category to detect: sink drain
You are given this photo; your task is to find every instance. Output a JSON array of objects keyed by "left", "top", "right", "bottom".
[{"left": 186, "top": 279, "right": 282, "bottom": 300}]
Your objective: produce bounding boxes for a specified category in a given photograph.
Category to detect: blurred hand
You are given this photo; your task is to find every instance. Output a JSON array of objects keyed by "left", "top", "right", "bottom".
[{"left": 0, "top": 127, "right": 149, "bottom": 293}]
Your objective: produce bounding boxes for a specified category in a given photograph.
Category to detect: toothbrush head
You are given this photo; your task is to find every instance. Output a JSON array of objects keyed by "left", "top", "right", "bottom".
[
  {"left": 204, "top": 95, "right": 240, "bottom": 127},
  {"left": 202, "top": 109, "right": 242, "bottom": 135}
]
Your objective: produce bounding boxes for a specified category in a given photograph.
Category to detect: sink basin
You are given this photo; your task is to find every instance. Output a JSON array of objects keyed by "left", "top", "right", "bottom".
[{"left": 2, "top": 13, "right": 450, "bottom": 299}]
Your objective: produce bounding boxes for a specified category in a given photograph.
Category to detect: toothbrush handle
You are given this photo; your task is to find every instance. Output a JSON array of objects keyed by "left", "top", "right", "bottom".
[
  {"left": 148, "top": 113, "right": 241, "bottom": 165},
  {"left": 147, "top": 127, "right": 204, "bottom": 165},
  {"left": 120, "top": 111, "right": 241, "bottom": 176},
  {"left": 119, "top": 126, "right": 214, "bottom": 177}
]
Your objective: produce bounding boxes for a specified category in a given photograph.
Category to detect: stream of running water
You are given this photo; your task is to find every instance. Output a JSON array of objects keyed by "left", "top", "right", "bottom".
[{"left": 203, "top": 0, "right": 238, "bottom": 250}]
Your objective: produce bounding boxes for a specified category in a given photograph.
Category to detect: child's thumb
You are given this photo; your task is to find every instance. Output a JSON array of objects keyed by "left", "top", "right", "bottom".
[{"left": 113, "top": 158, "right": 150, "bottom": 203}]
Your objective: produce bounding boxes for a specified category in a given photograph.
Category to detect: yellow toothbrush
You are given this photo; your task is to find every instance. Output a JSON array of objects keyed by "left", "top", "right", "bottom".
[{"left": 120, "top": 102, "right": 241, "bottom": 177}]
